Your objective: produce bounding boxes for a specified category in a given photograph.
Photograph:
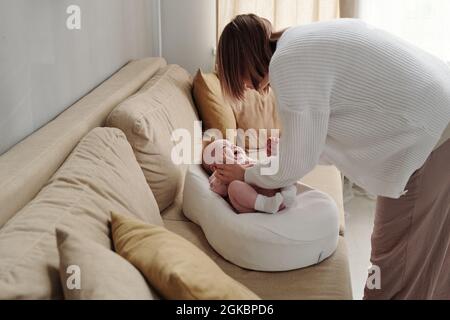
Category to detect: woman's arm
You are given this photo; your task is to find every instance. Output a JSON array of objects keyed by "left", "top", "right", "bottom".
[
  {"left": 215, "top": 108, "right": 329, "bottom": 188},
  {"left": 244, "top": 107, "right": 329, "bottom": 188},
  {"left": 216, "top": 43, "right": 331, "bottom": 187}
]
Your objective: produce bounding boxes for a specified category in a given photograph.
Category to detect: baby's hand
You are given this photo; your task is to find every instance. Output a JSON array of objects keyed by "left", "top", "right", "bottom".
[
  {"left": 267, "top": 137, "right": 279, "bottom": 157},
  {"left": 209, "top": 173, "right": 228, "bottom": 197}
]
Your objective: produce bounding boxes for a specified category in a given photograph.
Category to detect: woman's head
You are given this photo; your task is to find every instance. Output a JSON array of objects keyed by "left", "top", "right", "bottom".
[{"left": 217, "top": 14, "right": 276, "bottom": 101}]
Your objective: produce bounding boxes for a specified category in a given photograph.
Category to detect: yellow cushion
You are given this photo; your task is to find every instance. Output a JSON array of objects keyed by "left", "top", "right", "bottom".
[
  {"left": 192, "top": 70, "right": 237, "bottom": 141},
  {"left": 231, "top": 87, "right": 282, "bottom": 151},
  {"left": 193, "top": 71, "right": 281, "bottom": 150},
  {"left": 111, "top": 213, "right": 260, "bottom": 300}
]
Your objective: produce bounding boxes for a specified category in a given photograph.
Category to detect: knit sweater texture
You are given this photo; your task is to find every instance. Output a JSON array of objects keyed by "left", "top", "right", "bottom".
[{"left": 245, "top": 19, "right": 450, "bottom": 198}]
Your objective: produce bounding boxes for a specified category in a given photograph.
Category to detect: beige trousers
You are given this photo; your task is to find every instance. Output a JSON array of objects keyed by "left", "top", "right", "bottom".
[{"left": 364, "top": 139, "right": 450, "bottom": 300}]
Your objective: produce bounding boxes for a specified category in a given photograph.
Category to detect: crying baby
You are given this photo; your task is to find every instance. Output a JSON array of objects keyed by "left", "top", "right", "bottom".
[{"left": 202, "top": 139, "right": 296, "bottom": 214}]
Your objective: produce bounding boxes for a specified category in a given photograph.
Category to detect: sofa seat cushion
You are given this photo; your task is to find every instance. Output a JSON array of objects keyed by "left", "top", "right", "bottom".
[
  {"left": 0, "top": 128, "right": 162, "bottom": 299},
  {"left": 160, "top": 192, "right": 189, "bottom": 222},
  {"left": 164, "top": 220, "right": 353, "bottom": 300}
]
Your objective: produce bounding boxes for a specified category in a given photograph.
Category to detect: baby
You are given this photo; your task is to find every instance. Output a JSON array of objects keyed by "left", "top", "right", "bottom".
[{"left": 202, "top": 139, "right": 297, "bottom": 214}]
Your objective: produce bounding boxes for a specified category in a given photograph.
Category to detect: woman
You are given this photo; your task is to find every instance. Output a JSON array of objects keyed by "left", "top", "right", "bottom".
[{"left": 214, "top": 14, "right": 450, "bottom": 299}]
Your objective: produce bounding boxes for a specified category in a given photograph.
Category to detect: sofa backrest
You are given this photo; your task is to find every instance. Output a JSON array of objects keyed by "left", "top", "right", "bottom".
[
  {"left": 0, "top": 58, "right": 166, "bottom": 228},
  {"left": 106, "top": 65, "right": 202, "bottom": 211}
]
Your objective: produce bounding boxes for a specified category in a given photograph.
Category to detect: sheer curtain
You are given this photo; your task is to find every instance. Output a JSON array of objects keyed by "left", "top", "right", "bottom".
[
  {"left": 356, "top": 0, "right": 450, "bottom": 65},
  {"left": 217, "top": 0, "right": 340, "bottom": 37}
]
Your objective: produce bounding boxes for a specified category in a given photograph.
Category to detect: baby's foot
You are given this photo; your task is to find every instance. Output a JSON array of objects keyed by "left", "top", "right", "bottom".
[
  {"left": 255, "top": 193, "right": 284, "bottom": 214},
  {"left": 281, "top": 185, "right": 297, "bottom": 207}
]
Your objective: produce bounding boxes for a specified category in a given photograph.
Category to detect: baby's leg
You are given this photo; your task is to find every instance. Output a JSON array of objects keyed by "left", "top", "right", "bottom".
[
  {"left": 228, "top": 181, "right": 284, "bottom": 214},
  {"left": 255, "top": 185, "right": 297, "bottom": 208},
  {"left": 253, "top": 186, "right": 279, "bottom": 197},
  {"left": 281, "top": 185, "right": 297, "bottom": 207},
  {"left": 227, "top": 181, "right": 258, "bottom": 213}
]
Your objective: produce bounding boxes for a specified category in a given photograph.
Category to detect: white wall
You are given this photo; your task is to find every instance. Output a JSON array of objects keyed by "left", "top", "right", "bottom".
[
  {"left": 160, "top": 0, "right": 217, "bottom": 75},
  {"left": 0, "top": 0, "right": 156, "bottom": 155}
]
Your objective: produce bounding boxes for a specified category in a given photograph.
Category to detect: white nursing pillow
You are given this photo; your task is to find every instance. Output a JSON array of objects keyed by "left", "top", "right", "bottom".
[{"left": 183, "top": 165, "right": 340, "bottom": 272}]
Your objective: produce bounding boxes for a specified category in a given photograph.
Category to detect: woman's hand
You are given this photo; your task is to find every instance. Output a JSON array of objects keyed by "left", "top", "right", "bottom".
[{"left": 214, "top": 163, "right": 247, "bottom": 184}]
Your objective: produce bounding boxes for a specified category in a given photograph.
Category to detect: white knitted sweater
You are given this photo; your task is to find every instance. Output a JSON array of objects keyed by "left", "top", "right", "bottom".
[{"left": 245, "top": 19, "right": 450, "bottom": 198}]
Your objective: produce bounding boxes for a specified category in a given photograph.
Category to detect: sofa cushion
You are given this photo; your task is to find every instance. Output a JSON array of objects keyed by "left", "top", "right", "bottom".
[
  {"left": 192, "top": 70, "right": 237, "bottom": 140},
  {"left": 107, "top": 65, "right": 202, "bottom": 211},
  {"left": 111, "top": 213, "right": 260, "bottom": 300},
  {"left": 56, "top": 227, "right": 158, "bottom": 300},
  {"left": 0, "top": 57, "right": 166, "bottom": 228},
  {"left": 164, "top": 220, "right": 353, "bottom": 300},
  {"left": 0, "top": 127, "right": 162, "bottom": 299},
  {"left": 160, "top": 192, "right": 188, "bottom": 222},
  {"left": 192, "top": 71, "right": 281, "bottom": 151},
  {"left": 231, "top": 88, "right": 282, "bottom": 151}
]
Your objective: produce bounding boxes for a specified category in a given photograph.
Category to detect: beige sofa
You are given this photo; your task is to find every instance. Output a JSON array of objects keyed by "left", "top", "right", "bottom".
[{"left": 0, "top": 58, "right": 352, "bottom": 300}]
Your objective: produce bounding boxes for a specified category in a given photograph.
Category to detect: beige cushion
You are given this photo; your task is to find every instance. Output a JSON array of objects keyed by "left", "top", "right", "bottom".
[
  {"left": 165, "top": 220, "right": 353, "bottom": 300},
  {"left": 56, "top": 227, "right": 157, "bottom": 300},
  {"left": 0, "top": 128, "right": 162, "bottom": 299},
  {"left": 192, "top": 70, "right": 237, "bottom": 140},
  {"left": 111, "top": 213, "right": 260, "bottom": 300},
  {"left": 231, "top": 88, "right": 282, "bottom": 151},
  {"left": 0, "top": 57, "right": 166, "bottom": 228},
  {"left": 107, "top": 65, "right": 201, "bottom": 211}
]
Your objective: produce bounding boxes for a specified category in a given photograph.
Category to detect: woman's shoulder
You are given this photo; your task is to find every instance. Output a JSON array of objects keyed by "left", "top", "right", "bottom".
[
  {"left": 271, "top": 19, "right": 380, "bottom": 74},
  {"left": 276, "top": 19, "right": 370, "bottom": 49}
]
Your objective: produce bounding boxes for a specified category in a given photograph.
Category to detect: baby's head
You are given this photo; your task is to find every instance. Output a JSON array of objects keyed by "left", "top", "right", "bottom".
[{"left": 202, "top": 139, "right": 248, "bottom": 174}]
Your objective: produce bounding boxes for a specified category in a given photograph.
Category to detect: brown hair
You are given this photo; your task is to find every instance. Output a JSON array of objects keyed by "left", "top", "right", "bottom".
[{"left": 217, "top": 14, "right": 276, "bottom": 101}]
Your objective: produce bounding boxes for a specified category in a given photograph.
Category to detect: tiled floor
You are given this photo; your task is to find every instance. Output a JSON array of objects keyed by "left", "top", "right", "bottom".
[{"left": 344, "top": 194, "right": 376, "bottom": 300}]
